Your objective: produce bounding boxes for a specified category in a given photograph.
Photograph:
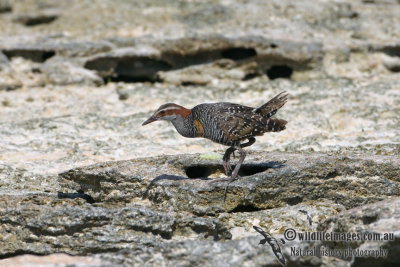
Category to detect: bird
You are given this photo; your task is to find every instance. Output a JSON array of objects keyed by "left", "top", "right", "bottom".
[
  {"left": 142, "top": 92, "right": 288, "bottom": 198},
  {"left": 253, "top": 226, "right": 286, "bottom": 266}
]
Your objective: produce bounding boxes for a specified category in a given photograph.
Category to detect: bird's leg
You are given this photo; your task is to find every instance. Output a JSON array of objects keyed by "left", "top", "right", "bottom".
[
  {"left": 240, "top": 137, "right": 256, "bottom": 148},
  {"left": 209, "top": 146, "right": 235, "bottom": 184},
  {"left": 230, "top": 145, "right": 246, "bottom": 181},
  {"left": 230, "top": 137, "right": 255, "bottom": 163},
  {"left": 210, "top": 138, "right": 256, "bottom": 203},
  {"left": 222, "top": 145, "right": 247, "bottom": 202},
  {"left": 222, "top": 146, "right": 236, "bottom": 176},
  {"left": 215, "top": 138, "right": 256, "bottom": 180}
]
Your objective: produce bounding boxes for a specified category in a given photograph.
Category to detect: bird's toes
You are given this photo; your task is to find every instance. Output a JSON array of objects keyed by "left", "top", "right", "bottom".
[
  {"left": 208, "top": 177, "right": 231, "bottom": 184},
  {"left": 229, "top": 175, "right": 240, "bottom": 183}
]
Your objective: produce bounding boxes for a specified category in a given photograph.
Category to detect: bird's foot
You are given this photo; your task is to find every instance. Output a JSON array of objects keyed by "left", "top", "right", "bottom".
[
  {"left": 208, "top": 175, "right": 238, "bottom": 183},
  {"left": 208, "top": 175, "right": 238, "bottom": 202},
  {"left": 223, "top": 175, "right": 240, "bottom": 203},
  {"left": 208, "top": 177, "right": 231, "bottom": 184}
]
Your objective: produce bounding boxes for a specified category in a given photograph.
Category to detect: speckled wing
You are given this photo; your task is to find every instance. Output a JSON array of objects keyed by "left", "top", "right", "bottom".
[{"left": 213, "top": 103, "right": 266, "bottom": 142}]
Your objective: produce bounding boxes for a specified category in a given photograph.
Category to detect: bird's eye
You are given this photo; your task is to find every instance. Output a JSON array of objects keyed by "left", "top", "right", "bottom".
[{"left": 159, "top": 110, "right": 165, "bottom": 115}]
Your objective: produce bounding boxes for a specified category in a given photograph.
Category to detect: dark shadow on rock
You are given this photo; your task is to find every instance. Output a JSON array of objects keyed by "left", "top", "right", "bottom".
[
  {"left": 239, "top": 161, "right": 285, "bottom": 176},
  {"left": 13, "top": 12, "right": 60, "bottom": 26},
  {"left": 150, "top": 174, "right": 192, "bottom": 184},
  {"left": 0, "top": 251, "right": 46, "bottom": 260},
  {"left": 185, "top": 161, "right": 285, "bottom": 179},
  {"left": 83, "top": 36, "right": 323, "bottom": 84},
  {"left": 57, "top": 192, "right": 95, "bottom": 203},
  {"left": 185, "top": 165, "right": 219, "bottom": 179},
  {"left": 229, "top": 204, "right": 261, "bottom": 213},
  {"left": 263, "top": 161, "right": 286, "bottom": 169},
  {"left": 3, "top": 49, "right": 55, "bottom": 63}
]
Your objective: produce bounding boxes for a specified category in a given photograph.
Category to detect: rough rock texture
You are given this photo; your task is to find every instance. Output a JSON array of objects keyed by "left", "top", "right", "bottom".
[
  {"left": 13, "top": 9, "right": 61, "bottom": 26},
  {"left": 1, "top": 0, "right": 400, "bottom": 266},
  {"left": 59, "top": 152, "right": 400, "bottom": 214},
  {"left": 319, "top": 197, "right": 400, "bottom": 267},
  {"left": 42, "top": 57, "right": 104, "bottom": 86},
  {"left": 0, "top": 195, "right": 230, "bottom": 257},
  {"left": 383, "top": 55, "right": 400, "bottom": 72},
  {"left": 0, "top": 51, "right": 8, "bottom": 67},
  {"left": 0, "top": 0, "right": 12, "bottom": 14},
  {"left": 83, "top": 36, "right": 323, "bottom": 83},
  {"left": 0, "top": 254, "right": 114, "bottom": 267}
]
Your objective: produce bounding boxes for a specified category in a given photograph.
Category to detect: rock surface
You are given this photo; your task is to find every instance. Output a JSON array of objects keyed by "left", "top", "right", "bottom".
[
  {"left": 13, "top": 9, "right": 61, "bottom": 26},
  {"left": 59, "top": 152, "right": 400, "bottom": 214},
  {"left": 0, "top": 254, "right": 113, "bottom": 267},
  {"left": 0, "top": 0, "right": 399, "bottom": 266},
  {"left": 0, "top": 194, "right": 230, "bottom": 257},
  {"left": 0, "top": 0, "right": 11, "bottom": 14},
  {"left": 319, "top": 197, "right": 400, "bottom": 267},
  {"left": 84, "top": 36, "right": 323, "bottom": 83}
]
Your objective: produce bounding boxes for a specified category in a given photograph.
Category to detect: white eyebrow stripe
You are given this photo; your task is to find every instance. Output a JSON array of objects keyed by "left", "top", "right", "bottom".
[{"left": 159, "top": 106, "right": 180, "bottom": 111}]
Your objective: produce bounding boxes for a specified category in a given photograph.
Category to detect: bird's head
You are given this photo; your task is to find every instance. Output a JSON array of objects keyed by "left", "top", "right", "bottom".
[{"left": 142, "top": 103, "right": 191, "bottom": 125}]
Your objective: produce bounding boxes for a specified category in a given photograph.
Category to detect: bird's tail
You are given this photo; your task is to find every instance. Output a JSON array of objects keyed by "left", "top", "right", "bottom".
[
  {"left": 265, "top": 118, "right": 287, "bottom": 132},
  {"left": 255, "top": 91, "right": 288, "bottom": 118}
]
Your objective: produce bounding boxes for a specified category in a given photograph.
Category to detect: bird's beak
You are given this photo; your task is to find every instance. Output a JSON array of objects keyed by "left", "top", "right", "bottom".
[{"left": 142, "top": 115, "right": 158, "bottom": 126}]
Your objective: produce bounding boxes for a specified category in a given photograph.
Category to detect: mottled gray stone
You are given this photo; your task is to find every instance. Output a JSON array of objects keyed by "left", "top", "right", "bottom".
[
  {"left": 0, "top": 0, "right": 400, "bottom": 266},
  {"left": 42, "top": 57, "right": 103, "bottom": 86},
  {"left": 59, "top": 152, "right": 400, "bottom": 215},
  {"left": 383, "top": 55, "right": 400, "bottom": 72},
  {"left": 0, "top": 51, "right": 8, "bottom": 67},
  {"left": 0, "top": 254, "right": 117, "bottom": 267},
  {"left": 100, "top": 237, "right": 287, "bottom": 267},
  {"left": 0, "top": 0, "right": 11, "bottom": 13},
  {"left": 13, "top": 9, "right": 61, "bottom": 26},
  {"left": 0, "top": 194, "right": 230, "bottom": 257},
  {"left": 84, "top": 36, "right": 323, "bottom": 83},
  {"left": 84, "top": 46, "right": 165, "bottom": 82},
  {"left": 0, "top": 40, "right": 114, "bottom": 62},
  {"left": 319, "top": 197, "right": 400, "bottom": 267}
]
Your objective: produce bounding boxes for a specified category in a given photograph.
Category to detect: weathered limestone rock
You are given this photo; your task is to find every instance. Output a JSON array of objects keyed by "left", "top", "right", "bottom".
[
  {"left": 383, "top": 55, "right": 400, "bottom": 72},
  {"left": 99, "top": 237, "right": 290, "bottom": 267},
  {"left": 42, "top": 57, "right": 103, "bottom": 86},
  {"left": 0, "top": 39, "right": 114, "bottom": 62},
  {"left": 0, "top": 254, "right": 115, "bottom": 267},
  {"left": 84, "top": 36, "right": 323, "bottom": 83},
  {"left": 0, "top": 51, "right": 8, "bottom": 68},
  {"left": 0, "top": 194, "right": 230, "bottom": 257},
  {"left": 0, "top": 0, "right": 11, "bottom": 14},
  {"left": 319, "top": 197, "right": 400, "bottom": 267},
  {"left": 0, "top": 0, "right": 399, "bottom": 265},
  {"left": 59, "top": 152, "right": 400, "bottom": 215},
  {"left": 13, "top": 10, "right": 61, "bottom": 26}
]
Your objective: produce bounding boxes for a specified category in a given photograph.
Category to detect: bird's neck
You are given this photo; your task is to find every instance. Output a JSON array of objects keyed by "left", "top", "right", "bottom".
[{"left": 171, "top": 113, "right": 197, "bottom": 138}]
